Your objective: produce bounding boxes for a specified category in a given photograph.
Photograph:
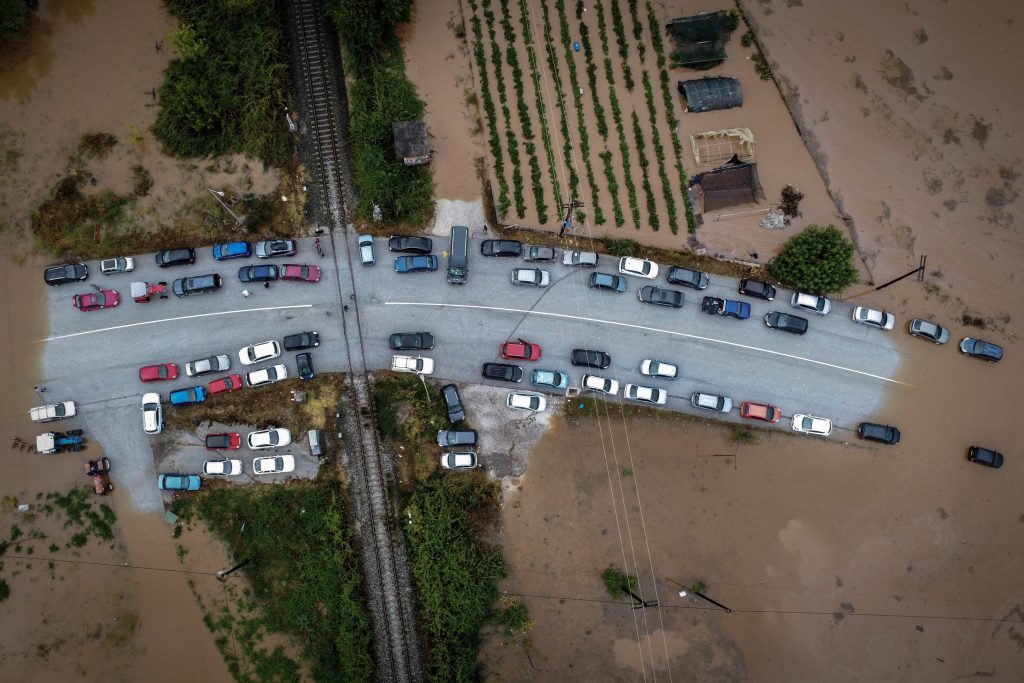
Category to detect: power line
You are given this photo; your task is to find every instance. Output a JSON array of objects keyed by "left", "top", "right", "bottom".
[{"left": 1, "top": 551, "right": 220, "bottom": 577}]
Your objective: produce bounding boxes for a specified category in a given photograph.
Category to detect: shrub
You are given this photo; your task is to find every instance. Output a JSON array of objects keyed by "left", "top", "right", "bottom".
[
  {"left": 780, "top": 184, "right": 804, "bottom": 218},
  {"left": 724, "top": 9, "right": 741, "bottom": 32},
  {"left": 741, "top": 29, "right": 755, "bottom": 47},
  {"left": 0, "top": 0, "right": 36, "bottom": 42},
  {"left": 767, "top": 224, "right": 859, "bottom": 294},
  {"left": 752, "top": 51, "right": 773, "bottom": 80},
  {"left": 78, "top": 132, "right": 117, "bottom": 159},
  {"left": 601, "top": 566, "right": 637, "bottom": 599}
]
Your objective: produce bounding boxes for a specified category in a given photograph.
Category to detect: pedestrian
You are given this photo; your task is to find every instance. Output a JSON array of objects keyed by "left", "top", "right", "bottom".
[
  {"left": 482, "top": 224, "right": 488, "bottom": 233},
  {"left": 263, "top": 281, "right": 270, "bottom": 289},
  {"left": 349, "top": 293, "right": 355, "bottom": 301},
  {"left": 343, "top": 305, "right": 349, "bottom": 312},
  {"left": 35, "top": 386, "right": 46, "bottom": 393},
  {"left": 242, "top": 289, "right": 251, "bottom": 297}
]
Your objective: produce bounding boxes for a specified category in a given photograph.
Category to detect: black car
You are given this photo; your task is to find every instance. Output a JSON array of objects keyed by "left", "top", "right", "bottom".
[
  {"left": 857, "top": 422, "right": 901, "bottom": 445},
  {"left": 739, "top": 278, "right": 776, "bottom": 301},
  {"left": 389, "top": 332, "right": 435, "bottom": 350},
  {"left": 283, "top": 331, "right": 320, "bottom": 351},
  {"left": 172, "top": 273, "right": 222, "bottom": 297},
  {"left": 388, "top": 235, "right": 433, "bottom": 253},
  {"left": 589, "top": 272, "right": 626, "bottom": 292},
  {"left": 958, "top": 337, "right": 1003, "bottom": 362},
  {"left": 482, "top": 363, "right": 524, "bottom": 383},
  {"left": 238, "top": 264, "right": 279, "bottom": 282},
  {"left": 638, "top": 286, "right": 684, "bottom": 308},
  {"left": 764, "top": 311, "right": 808, "bottom": 335},
  {"left": 44, "top": 263, "right": 89, "bottom": 286},
  {"left": 296, "top": 352, "right": 314, "bottom": 380},
  {"left": 967, "top": 446, "right": 1003, "bottom": 469},
  {"left": 437, "top": 429, "right": 478, "bottom": 447},
  {"left": 571, "top": 348, "right": 611, "bottom": 368},
  {"left": 441, "top": 384, "right": 466, "bottom": 423},
  {"left": 481, "top": 239, "right": 522, "bottom": 257},
  {"left": 523, "top": 245, "right": 556, "bottom": 262},
  {"left": 156, "top": 247, "right": 197, "bottom": 268},
  {"left": 665, "top": 266, "right": 709, "bottom": 290}
]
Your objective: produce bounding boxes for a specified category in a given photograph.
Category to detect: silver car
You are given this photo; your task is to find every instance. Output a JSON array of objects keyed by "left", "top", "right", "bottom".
[
  {"left": 511, "top": 268, "right": 550, "bottom": 287},
  {"left": 691, "top": 392, "right": 732, "bottom": 413},
  {"left": 908, "top": 318, "right": 949, "bottom": 344},
  {"left": 185, "top": 354, "right": 231, "bottom": 377}
]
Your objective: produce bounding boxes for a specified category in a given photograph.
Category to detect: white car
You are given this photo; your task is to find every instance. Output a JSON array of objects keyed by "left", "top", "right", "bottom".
[
  {"left": 253, "top": 454, "right": 295, "bottom": 475},
  {"left": 852, "top": 306, "right": 895, "bottom": 330},
  {"left": 791, "top": 292, "right": 832, "bottom": 315},
  {"left": 358, "top": 234, "right": 375, "bottom": 265},
  {"left": 506, "top": 391, "right": 547, "bottom": 412},
  {"left": 246, "top": 364, "right": 288, "bottom": 387},
  {"left": 391, "top": 355, "right": 434, "bottom": 375},
  {"left": 618, "top": 256, "right": 658, "bottom": 279},
  {"left": 691, "top": 392, "right": 732, "bottom": 413},
  {"left": 624, "top": 384, "right": 667, "bottom": 405},
  {"left": 792, "top": 413, "right": 833, "bottom": 436},
  {"left": 439, "top": 452, "right": 478, "bottom": 470},
  {"left": 581, "top": 374, "right": 619, "bottom": 395},
  {"left": 29, "top": 401, "right": 77, "bottom": 422},
  {"left": 562, "top": 250, "right": 599, "bottom": 267},
  {"left": 247, "top": 428, "right": 292, "bottom": 449},
  {"left": 639, "top": 359, "right": 677, "bottom": 379},
  {"left": 142, "top": 392, "right": 162, "bottom": 434},
  {"left": 100, "top": 256, "right": 135, "bottom": 274},
  {"left": 238, "top": 340, "right": 281, "bottom": 365},
  {"left": 185, "top": 354, "right": 231, "bottom": 377},
  {"left": 203, "top": 459, "right": 242, "bottom": 476},
  {"left": 511, "top": 268, "right": 550, "bottom": 287}
]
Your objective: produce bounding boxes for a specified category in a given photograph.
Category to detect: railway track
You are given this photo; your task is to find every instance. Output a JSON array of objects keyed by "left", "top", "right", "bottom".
[{"left": 289, "top": 1, "right": 421, "bottom": 681}]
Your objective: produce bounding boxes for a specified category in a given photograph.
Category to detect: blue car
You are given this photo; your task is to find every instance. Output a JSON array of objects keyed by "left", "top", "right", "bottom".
[
  {"left": 395, "top": 255, "right": 438, "bottom": 273},
  {"left": 158, "top": 474, "right": 201, "bottom": 491},
  {"left": 238, "top": 264, "right": 279, "bottom": 282},
  {"left": 169, "top": 386, "right": 207, "bottom": 405},
  {"left": 531, "top": 369, "right": 569, "bottom": 389},
  {"left": 213, "top": 241, "right": 252, "bottom": 260}
]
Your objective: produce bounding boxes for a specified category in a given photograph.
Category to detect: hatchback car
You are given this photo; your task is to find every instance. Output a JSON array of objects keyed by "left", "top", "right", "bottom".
[
  {"left": 908, "top": 318, "right": 949, "bottom": 344},
  {"left": 523, "top": 245, "right": 556, "bottom": 262},
  {"left": 589, "top": 272, "right": 626, "bottom": 292},
  {"left": 740, "top": 402, "right": 781, "bottom": 423},
  {"left": 511, "top": 268, "right": 550, "bottom": 287},
  {"left": 852, "top": 306, "right": 895, "bottom": 330},
  {"left": 437, "top": 429, "right": 478, "bottom": 447},
  {"left": 247, "top": 428, "right": 291, "bottom": 449},
  {"left": 665, "top": 266, "right": 709, "bottom": 290},
  {"left": 571, "top": 348, "right": 610, "bottom": 368},
  {"left": 239, "top": 340, "right": 281, "bottom": 365},
  {"left": 213, "top": 241, "right": 252, "bottom": 260},
  {"left": 691, "top": 392, "right": 732, "bottom": 413},
  {"left": 253, "top": 454, "right": 295, "bottom": 475},
  {"left": 173, "top": 273, "right": 222, "bottom": 296},
  {"left": 581, "top": 374, "right": 619, "bottom": 395},
  {"left": 394, "top": 255, "right": 438, "bottom": 273},
  {"left": 100, "top": 257, "right": 135, "bottom": 274},
  {"left": 155, "top": 248, "right": 196, "bottom": 267},
  {"left": 142, "top": 393, "right": 163, "bottom": 434},
  {"left": 73, "top": 289, "right": 120, "bottom": 311},
  {"left": 238, "top": 264, "right": 278, "bottom": 282},
  {"left": 618, "top": 257, "right": 658, "bottom": 279},
  {"left": 857, "top": 422, "right": 901, "bottom": 444},
  {"left": 638, "top": 285, "right": 684, "bottom": 308},
  {"left": 158, "top": 474, "right": 201, "bottom": 491},
  {"left": 640, "top": 359, "right": 677, "bottom": 379},
  {"left": 967, "top": 446, "right": 1003, "bottom": 469},
  {"left": 440, "top": 452, "right": 478, "bottom": 470},
  {"left": 738, "top": 278, "right": 776, "bottom": 301},
  {"left": 44, "top": 263, "right": 88, "bottom": 286},
  {"left": 958, "top": 337, "right": 1003, "bottom": 362},
  {"left": 441, "top": 384, "right": 466, "bottom": 423},
  {"left": 702, "top": 296, "right": 750, "bottom": 320},
  {"left": 389, "top": 332, "right": 435, "bottom": 350},
  {"left": 624, "top": 384, "right": 667, "bottom": 405},
  {"left": 482, "top": 363, "right": 524, "bottom": 383},
  {"left": 246, "top": 364, "right": 288, "bottom": 387},
  {"left": 169, "top": 386, "right": 207, "bottom": 406},
  {"left": 391, "top": 355, "right": 434, "bottom": 374},
  {"left": 255, "top": 239, "right": 297, "bottom": 258},
  {"left": 530, "top": 369, "right": 568, "bottom": 389},
  {"left": 791, "top": 414, "right": 833, "bottom": 436},
  {"left": 185, "top": 354, "right": 231, "bottom": 377},
  {"left": 139, "top": 363, "right": 179, "bottom": 383},
  {"left": 507, "top": 391, "right": 547, "bottom": 412},
  {"left": 203, "top": 459, "right": 243, "bottom": 476},
  {"left": 205, "top": 432, "right": 241, "bottom": 450},
  {"left": 388, "top": 235, "right": 433, "bottom": 253},
  {"left": 791, "top": 292, "right": 832, "bottom": 315},
  {"left": 500, "top": 339, "right": 541, "bottom": 361},
  {"left": 281, "top": 264, "right": 322, "bottom": 282},
  {"left": 765, "top": 311, "right": 809, "bottom": 335},
  {"left": 296, "top": 352, "right": 314, "bottom": 380},
  {"left": 562, "top": 250, "right": 599, "bottom": 267},
  {"left": 208, "top": 373, "right": 244, "bottom": 394},
  {"left": 481, "top": 239, "right": 522, "bottom": 257},
  {"left": 358, "top": 234, "right": 376, "bottom": 265},
  {"left": 283, "top": 332, "right": 319, "bottom": 351}
]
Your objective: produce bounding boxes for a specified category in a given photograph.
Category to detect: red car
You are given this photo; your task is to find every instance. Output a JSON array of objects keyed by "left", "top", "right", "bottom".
[
  {"left": 208, "top": 374, "right": 244, "bottom": 394},
  {"left": 139, "top": 363, "right": 179, "bottom": 383},
  {"left": 73, "top": 290, "right": 119, "bottom": 311},
  {"left": 500, "top": 338, "right": 542, "bottom": 361},
  {"left": 739, "top": 402, "right": 782, "bottom": 423},
  {"left": 205, "top": 432, "right": 241, "bottom": 450},
  {"left": 280, "top": 264, "right": 321, "bottom": 282}
]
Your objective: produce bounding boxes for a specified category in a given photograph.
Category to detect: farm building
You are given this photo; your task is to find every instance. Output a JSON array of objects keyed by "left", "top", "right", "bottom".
[
  {"left": 665, "top": 11, "right": 731, "bottom": 70},
  {"left": 678, "top": 77, "right": 743, "bottom": 113},
  {"left": 393, "top": 120, "right": 430, "bottom": 166},
  {"left": 689, "top": 127, "right": 755, "bottom": 166},
  {"left": 693, "top": 159, "right": 765, "bottom": 213}
]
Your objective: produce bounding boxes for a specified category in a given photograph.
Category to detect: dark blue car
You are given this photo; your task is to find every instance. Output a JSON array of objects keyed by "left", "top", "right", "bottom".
[
  {"left": 169, "top": 386, "right": 207, "bottom": 406},
  {"left": 395, "top": 255, "right": 438, "bottom": 273},
  {"left": 213, "top": 241, "right": 252, "bottom": 260},
  {"left": 238, "top": 264, "right": 279, "bottom": 282}
]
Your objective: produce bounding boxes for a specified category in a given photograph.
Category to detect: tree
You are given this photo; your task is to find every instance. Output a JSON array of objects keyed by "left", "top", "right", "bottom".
[
  {"left": 767, "top": 224, "right": 859, "bottom": 294},
  {"left": 0, "top": 0, "right": 37, "bottom": 42}
]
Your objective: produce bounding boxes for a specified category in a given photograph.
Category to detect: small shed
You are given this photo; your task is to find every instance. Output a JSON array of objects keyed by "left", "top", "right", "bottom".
[
  {"left": 679, "top": 77, "right": 743, "bottom": 113},
  {"left": 393, "top": 120, "right": 430, "bottom": 166},
  {"left": 689, "top": 127, "right": 755, "bottom": 166},
  {"left": 665, "top": 11, "right": 729, "bottom": 69},
  {"left": 694, "top": 159, "right": 765, "bottom": 213}
]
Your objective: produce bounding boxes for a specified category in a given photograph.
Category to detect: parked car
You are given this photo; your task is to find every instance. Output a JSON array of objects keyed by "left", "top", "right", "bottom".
[
  {"left": 239, "top": 340, "right": 281, "bottom": 365},
  {"left": 507, "top": 391, "right": 547, "bottom": 412},
  {"left": 253, "top": 454, "right": 295, "bottom": 475},
  {"left": 738, "top": 278, "right": 776, "bottom": 301},
  {"left": 388, "top": 235, "right": 433, "bottom": 253},
  {"left": 701, "top": 296, "right": 750, "bottom": 320},
  {"left": 531, "top": 369, "right": 568, "bottom": 389},
  {"left": 238, "top": 264, "right": 278, "bottom": 282},
  {"left": 100, "top": 257, "right": 134, "bottom": 274},
  {"left": 857, "top": 422, "right": 901, "bottom": 444},
  {"left": 481, "top": 239, "right": 522, "bottom": 257},
  {"left": 501, "top": 338, "right": 541, "bottom": 361},
  {"left": 691, "top": 392, "right": 732, "bottom": 413},
  {"left": 437, "top": 429, "right": 478, "bottom": 447},
  {"left": 142, "top": 393, "right": 162, "bottom": 434},
  {"left": 44, "top": 263, "right": 88, "bottom": 286},
  {"left": 172, "top": 273, "right": 222, "bottom": 296},
  {"left": 967, "top": 446, "right": 1003, "bottom": 469},
  {"left": 73, "top": 289, "right": 119, "bottom": 311},
  {"left": 185, "top": 354, "right": 230, "bottom": 377},
  {"left": 389, "top": 332, "right": 435, "bottom": 350},
  {"left": 624, "top": 384, "right": 667, "bottom": 405},
  {"left": 247, "top": 428, "right": 291, "bottom": 449},
  {"left": 483, "top": 362, "right": 524, "bottom": 383},
  {"left": 296, "top": 352, "right": 314, "bottom": 380},
  {"left": 394, "top": 255, "right": 438, "bottom": 273},
  {"left": 246, "top": 364, "right": 288, "bottom": 387},
  {"left": 213, "top": 241, "right": 252, "bottom": 260},
  {"left": 581, "top": 374, "right": 619, "bottom": 395},
  {"left": 391, "top": 355, "right": 433, "bottom": 374},
  {"left": 740, "top": 402, "right": 781, "bottom": 423},
  {"left": 283, "top": 331, "right": 319, "bottom": 351},
  {"left": 441, "top": 384, "right": 466, "bottom": 423},
  {"left": 169, "top": 386, "right": 207, "bottom": 406},
  {"left": 158, "top": 474, "right": 201, "bottom": 491},
  {"left": 440, "top": 452, "right": 478, "bottom": 470},
  {"left": 791, "top": 292, "right": 832, "bottom": 315},
  {"left": 850, "top": 306, "right": 893, "bottom": 330},
  {"left": 908, "top": 318, "right": 949, "bottom": 344},
  {"left": 511, "top": 268, "right": 550, "bottom": 287},
  {"left": 255, "top": 239, "right": 297, "bottom": 258},
  {"left": 203, "top": 459, "right": 242, "bottom": 476},
  {"left": 765, "top": 311, "right": 809, "bottom": 335},
  {"left": 958, "top": 337, "right": 1003, "bottom": 362},
  {"left": 589, "top": 272, "right": 626, "bottom": 292},
  {"left": 155, "top": 248, "right": 196, "bottom": 267},
  {"left": 618, "top": 257, "right": 658, "bottom": 279},
  {"left": 571, "top": 348, "right": 610, "bottom": 368},
  {"left": 205, "top": 432, "right": 241, "bottom": 450},
  {"left": 665, "top": 266, "right": 709, "bottom": 290},
  {"left": 29, "top": 401, "right": 77, "bottom": 422},
  {"left": 357, "top": 234, "right": 376, "bottom": 265},
  {"left": 639, "top": 359, "right": 677, "bottom": 379},
  {"left": 638, "top": 285, "right": 683, "bottom": 308},
  {"left": 139, "top": 363, "right": 179, "bottom": 382},
  {"left": 562, "top": 250, "right": 599, "bottom": 267},
  {"left": 523, "top": 245, "right": 556, "bottom": 262},
  {"left": 791, "top": 414, "right": 832, "bottom": 436},
  {"left": 280, "top": 264, "right": 321, "bottom": 282},
  {"left": 208, "top": 374, "right": 244, "bottom": 394}
]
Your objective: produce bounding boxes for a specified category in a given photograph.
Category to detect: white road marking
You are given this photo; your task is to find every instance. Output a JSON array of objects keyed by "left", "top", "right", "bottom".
[
  {"left": 384, "top": 301, "right": 909, "bottom": 385},
  {"left": 42, "top": 304, "right": 314, "bottom": 342}
]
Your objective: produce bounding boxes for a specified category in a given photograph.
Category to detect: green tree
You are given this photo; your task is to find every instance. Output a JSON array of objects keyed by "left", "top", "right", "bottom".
[
  {"left": 767, "top": 224, "right": 859, "bottom": 294},
  {"left": 0, "top": 0, "right": 36, "bottom": 41}
]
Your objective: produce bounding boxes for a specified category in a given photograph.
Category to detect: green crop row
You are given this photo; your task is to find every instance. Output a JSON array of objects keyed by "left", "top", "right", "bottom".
[
  {"left": 607, "top": 0, "right": 634, "bottom": 89},
  {"left": 579, "top": 22, "right": 623, "bottom": 226},
  {"left": 518, "top": 0, "right": 562, "bottom": 212},
  {"left": 641, "top": 71, "right": 678, "bottom": 232},
  {"left": 539, "top": 0, "right": 580, "bottom": 198},
  {"left": 482, "top": 0, "right": 525, "bottom": 217},
  {"left": 627, "top": 0, "right": 646, "bottom": 62},
  {"left": 466, "top": 1, "right": 510, "bottom": 216},
  {"left": 631, "top": 111, "right": 659, "bottom": 231}
]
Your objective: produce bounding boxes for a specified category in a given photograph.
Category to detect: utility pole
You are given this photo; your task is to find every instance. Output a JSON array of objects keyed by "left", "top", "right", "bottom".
[
  {"left": 559, "top": 198, "right": 584, "bottom": 237},
  {"left": 217, "top": 557, "right": 251, "bottom": 580},
  {"left": 208, "top": 188, "right": 246, "bottom": 226}
]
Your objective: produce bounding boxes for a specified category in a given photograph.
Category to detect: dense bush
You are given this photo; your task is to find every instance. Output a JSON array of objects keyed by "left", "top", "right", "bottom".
[
  {"left": 0, "top": 0, "right": 36, "bottom": 42},
  {"left": 767, "top": 224, "right": 859, "bottom": 294}
]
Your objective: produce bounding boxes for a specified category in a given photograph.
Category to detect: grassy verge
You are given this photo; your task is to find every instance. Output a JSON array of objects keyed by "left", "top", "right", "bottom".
[{"left": 372, "top": 372, "right": 452, "bottom": 486}]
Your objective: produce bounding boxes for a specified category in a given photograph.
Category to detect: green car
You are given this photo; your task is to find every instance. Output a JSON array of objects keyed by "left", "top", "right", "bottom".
[
  {"left": 158, "top": 474, "right": 201, "bottom": 491},
  {"left": 530, "top": 369, "right": 568, "bottom": 389}
]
